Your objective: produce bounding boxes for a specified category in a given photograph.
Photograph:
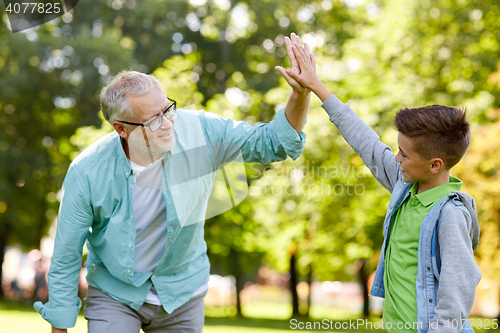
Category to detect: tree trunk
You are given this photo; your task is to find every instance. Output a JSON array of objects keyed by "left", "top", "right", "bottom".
[
  {"left": 357, "top": 258, "right": 370, "bottom": 318},
  {"left": 0, "top": 219, "right": 11, "bottom": 299},
  {"left": 290, "top": 252, "right": 299, "bottom": 316},
  {"left": 235, "top": 273, "right": 244, "bottom": 317},
  {"left": 230, "top": 250, "right": 244, "bottom": 317},
  {"left": 306, "top": 264, "right": 313, "bottom": 317},
  {"left": 219, "top": 0, "right": 237, "bottom": 92}
]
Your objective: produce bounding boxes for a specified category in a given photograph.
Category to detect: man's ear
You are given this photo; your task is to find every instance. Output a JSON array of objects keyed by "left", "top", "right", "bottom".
[
  {"left": 113, "top": 121, "right": 129, "bottom": 139},
  {"left": 430, "top": 158, "right": 445, "bottom": 174}
]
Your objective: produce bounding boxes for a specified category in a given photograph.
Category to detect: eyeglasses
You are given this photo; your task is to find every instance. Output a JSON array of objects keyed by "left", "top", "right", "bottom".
[{"left": 118, "top": 98, "right": 176, "bottom": 132}]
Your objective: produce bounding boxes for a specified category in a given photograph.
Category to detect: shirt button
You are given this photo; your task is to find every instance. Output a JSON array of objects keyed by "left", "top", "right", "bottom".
[
  {"left": 131, "top": 215, "right": 134, "bottom": 219},
  {"left": 129, "top": 244, "right": 132, "bottom": 248},
  {"left": 128, "top": 269, "right": 131, "bottom": 273},
  {"left": 152, "top": 275, "right": 155, "bottom": 279}
]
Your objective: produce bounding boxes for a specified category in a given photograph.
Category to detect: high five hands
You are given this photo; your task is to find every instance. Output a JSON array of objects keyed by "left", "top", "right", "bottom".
[
  {"left": 275, "top": 33, "right": 316, "bottom": 94},
  {"left": 275, "top": 33, "right": 332, "bottom": 102}
]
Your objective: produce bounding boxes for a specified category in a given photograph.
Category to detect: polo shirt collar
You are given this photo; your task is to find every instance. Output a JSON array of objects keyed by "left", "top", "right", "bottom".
[{"left": 411, "top": 176, "right": 463, "bottom": 207}]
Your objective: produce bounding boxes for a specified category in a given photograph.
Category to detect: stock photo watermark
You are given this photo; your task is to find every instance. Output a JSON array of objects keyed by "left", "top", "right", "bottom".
[
  {"left": 250, "top": 163, "right": 379, "bottom": 200},
  {"left": 260, "top": 179, "right": 367, "bottom": 199},
  {"left": 290, "top": 318, "right": 499, "bottom": 330},
  {"left": 3, "top": 0, "right": 79, "bottom": 32},
  {"left": 248, "top": 161, "right": 379, "bottom": 180}
]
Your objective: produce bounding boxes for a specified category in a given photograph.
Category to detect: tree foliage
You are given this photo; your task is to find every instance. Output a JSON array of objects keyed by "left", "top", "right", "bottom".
[{"left": 1, "top": 0, "right": 500, "bottom": 307}]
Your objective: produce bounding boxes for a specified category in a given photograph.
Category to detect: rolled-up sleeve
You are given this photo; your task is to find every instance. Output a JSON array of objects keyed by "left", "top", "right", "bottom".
[
  {"left": 272, "top": 107, "right": 306, "bottom": 161},
  {"left": 34, "top": 297, "right": 82, "bottom": 329},
  {"left": 203, "top": 108, "right": 306, "bottom": 163}
]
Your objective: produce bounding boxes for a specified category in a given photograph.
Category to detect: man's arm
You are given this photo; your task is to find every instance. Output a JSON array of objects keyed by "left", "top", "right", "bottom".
[
  {"left": 202, "top": 107, "right": 306, "bottom": 164},
  {"left": 284, "top": 90, "right": 309, "bottom": 134},
  {"left": 34, "top": 166, "right": 93, "bottom": 331},
  {"left": 430, "top": 209, "right": 481, "bottom": 333},
  {"left": 200, "top": 33, "right": 308, "bottom": 164}
]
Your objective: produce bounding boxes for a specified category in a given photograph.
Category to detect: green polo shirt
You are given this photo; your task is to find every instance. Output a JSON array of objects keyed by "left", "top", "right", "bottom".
[{"left": 383, "top": 176, "right": 463, "bottom": 332}]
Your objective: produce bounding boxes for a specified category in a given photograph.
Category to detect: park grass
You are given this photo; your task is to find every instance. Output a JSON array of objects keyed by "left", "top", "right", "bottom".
[
  {"left": 1, "top": 300, "right": 498, "bottom": 333},
  {"left": 0, "top": 310, "right": 377, "bottom": 333},
  {"left": 206, "top": 303, "right": 362, "bottom": 321},
  {"left": 0, "top": 301, "right": 371, "bottom": 333}
]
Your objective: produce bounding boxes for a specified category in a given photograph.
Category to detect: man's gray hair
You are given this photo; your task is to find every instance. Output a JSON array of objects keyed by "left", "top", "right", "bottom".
[{"left": 100, "top": 70, "right": 162, "bottom": 125}]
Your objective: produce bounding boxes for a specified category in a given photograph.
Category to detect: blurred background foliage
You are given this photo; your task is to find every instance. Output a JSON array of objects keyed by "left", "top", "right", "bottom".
[{"left": 1, "top": 0, "right": 499, "bottom": 317}]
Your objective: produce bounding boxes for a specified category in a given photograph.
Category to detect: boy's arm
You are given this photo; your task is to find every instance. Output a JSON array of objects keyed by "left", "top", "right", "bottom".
[
  {"left": 282, "top": 42, "right": 400, "bottom": 192},
  {"left": 431, "top": 209, "right": 481, "bottom": 333},
  {"left": 321, "top": 96, "right": 400, "bottom": 192}
]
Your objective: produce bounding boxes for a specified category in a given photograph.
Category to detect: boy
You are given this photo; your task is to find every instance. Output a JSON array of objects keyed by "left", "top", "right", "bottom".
[{"left": 278, "top": 42, "right": 481, "bottom": 332}]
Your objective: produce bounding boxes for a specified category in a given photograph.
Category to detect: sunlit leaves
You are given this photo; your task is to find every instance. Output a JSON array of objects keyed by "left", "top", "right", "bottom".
[{"left": 2, "top": 0, "right": 500, "bottom": 290}]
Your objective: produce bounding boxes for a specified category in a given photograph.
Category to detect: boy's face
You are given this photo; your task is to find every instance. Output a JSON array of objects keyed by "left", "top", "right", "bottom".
[{"left": 395, "top": 133, "right": 434, "bottom": 183}]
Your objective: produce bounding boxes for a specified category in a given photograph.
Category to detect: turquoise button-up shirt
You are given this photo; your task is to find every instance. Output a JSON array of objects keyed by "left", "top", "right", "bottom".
[{"left": 34, "top": 108, "right": 306, "bottom": 329}]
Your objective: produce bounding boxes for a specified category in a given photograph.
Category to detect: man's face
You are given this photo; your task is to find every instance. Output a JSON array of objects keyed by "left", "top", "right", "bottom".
[
  {"left": 394, "top": 132, "right": 432, "bottom": 183},
  {"left": 126, "top": 85, "right": 176, "bottom": 155}
]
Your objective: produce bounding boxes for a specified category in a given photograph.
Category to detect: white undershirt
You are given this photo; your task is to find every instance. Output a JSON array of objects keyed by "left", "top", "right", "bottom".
[{"left": 130, "top": 159, "right": 208, "bottom": 305}]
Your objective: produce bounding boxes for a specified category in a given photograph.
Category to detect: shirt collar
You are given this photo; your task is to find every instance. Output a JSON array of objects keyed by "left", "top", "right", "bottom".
[
  {"left": 411, "top": 176, "right": 463, "bottom": 207},
  {"left": 116, "top": 135, "right": 134, "bottom": 178},
  {"left": 117, "top": 134, "right": 172, "bottom": 178}
]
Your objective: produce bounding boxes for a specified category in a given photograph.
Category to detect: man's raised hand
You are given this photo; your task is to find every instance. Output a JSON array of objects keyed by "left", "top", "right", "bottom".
[
  {"left": 275, "top": 33, "right": 309, "bottom": 94},
  {"left": 285, "top": 33, "right": 300, "bottom": 74}
]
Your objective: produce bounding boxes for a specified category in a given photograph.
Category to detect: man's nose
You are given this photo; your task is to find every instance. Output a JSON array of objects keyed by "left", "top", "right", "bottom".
[{"left": 160, "top": 116, "right": 174, "bottom": 129}]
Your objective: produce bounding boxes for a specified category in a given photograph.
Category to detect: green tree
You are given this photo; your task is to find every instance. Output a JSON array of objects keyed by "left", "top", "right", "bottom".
[
  {"left": 454, "top": 104, "right": 500, "bottom": 319},
  {"left": 3, "top": 0, "right": 500, "bottom": 318},
  {"left": 239, "top": 0, "right": 500, "bottom": 316},
  {"left": 0, "top": 9, "right": 132, "bottom": 297}
]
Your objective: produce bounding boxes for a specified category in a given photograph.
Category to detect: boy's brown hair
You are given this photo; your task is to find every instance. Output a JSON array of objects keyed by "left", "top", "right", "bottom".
[{"left": 394, "top": 105, "right": 470, "bottom": 170}]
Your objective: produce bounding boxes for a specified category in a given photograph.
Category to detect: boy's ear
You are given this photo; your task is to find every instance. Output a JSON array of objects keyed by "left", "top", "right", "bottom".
[{"left": 430, "top": 158, "right": 445, "bottom": 173}]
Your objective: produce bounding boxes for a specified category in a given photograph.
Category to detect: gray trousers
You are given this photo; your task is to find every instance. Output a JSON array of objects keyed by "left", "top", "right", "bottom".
[{"left": 84, "top": 286, "right": 206, "bottom": 333}]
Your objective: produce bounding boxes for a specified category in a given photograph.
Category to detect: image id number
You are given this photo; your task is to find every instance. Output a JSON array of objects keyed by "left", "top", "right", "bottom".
[
  {"left": 6, "top": 2, "right": 61, "bottom": 14},
  {"left": 464, "top": 319, "right": 499, "bottom": 329}
]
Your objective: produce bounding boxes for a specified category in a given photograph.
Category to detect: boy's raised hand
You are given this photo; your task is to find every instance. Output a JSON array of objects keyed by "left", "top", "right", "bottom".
[{"left": 286, "top": 43, "right": 318, "bottom": 91}]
